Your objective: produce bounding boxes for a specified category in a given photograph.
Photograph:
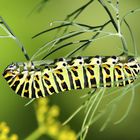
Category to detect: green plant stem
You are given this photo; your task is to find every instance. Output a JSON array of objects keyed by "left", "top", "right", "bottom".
[
  {"left": 25, "top": 128, "right": 42, "bottom": 140},
  {"left": 0, "top": 16, "right": 30, "bottom": 60},
  {"left": 98, "top": 0, "right": 128, "bottom": 54}
]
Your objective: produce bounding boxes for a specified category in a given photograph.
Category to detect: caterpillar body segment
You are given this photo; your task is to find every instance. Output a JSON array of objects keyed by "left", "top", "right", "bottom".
[{"left": 3, "top": 56, "right": 140, "bottom": 98}]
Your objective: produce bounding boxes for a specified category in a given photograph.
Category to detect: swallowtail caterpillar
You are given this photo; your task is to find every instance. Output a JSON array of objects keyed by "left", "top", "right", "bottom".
[{"left": 3, "top": 54, "right": 140, "bottom": 98}]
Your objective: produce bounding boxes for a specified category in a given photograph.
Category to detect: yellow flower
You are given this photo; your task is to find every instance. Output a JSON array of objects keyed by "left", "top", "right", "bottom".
[
  {"left": 36, "top": 98, "right": 49, "bottom": 124},
  {"left": 0, "top": 122, "right": 10, "bottom": 136},
  {"left": 37, "top": 98, "right": 49, "bottom": 106},
  {"left": 48, "top": 105, "right": 60, "bottom": 118},
  {"left": 58, "top": 129, "right": 77, "bottom": 140},
  {"left": 2, "top": 126, "right": 10, "bottom": 135},
  {"left": 0, "top": 134, "right": 7, "bottom": 140},
  {"left": 47, "top": 122, "right": 59, "bottom": 137},
  {"left": 34, "top": 98, "right": 77, "bottom": 140},
  {"left": 0, "top": 122, "right": 7, "bottom": 130},
  {"left": 0, "top": 122, "right": 18, "bottom": 140},
  {"left": 66, "top": 131, "right": 77, "bottom": 140},
  {"left": 10, "top": 134, "right": 18, "bottom": 140}
]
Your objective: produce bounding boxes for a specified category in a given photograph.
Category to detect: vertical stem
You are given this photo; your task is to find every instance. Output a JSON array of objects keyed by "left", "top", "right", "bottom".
[
  {"left": 116, "top": 0, "right": 120, "bottom": 34},
  {"left": 25, "top": 128, "right": 41, "bottom": 140},
  {"left": 98, "top": 0, "right": 118, "bottom": 32},
  {"left": 0, "top": 17, "right": 30, "bottom": 60},
  {"left": 98, "top": 0, "right": 128, "bottom": 55}
]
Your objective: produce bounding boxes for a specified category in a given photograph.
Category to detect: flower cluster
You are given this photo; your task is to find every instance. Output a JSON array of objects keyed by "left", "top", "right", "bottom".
[
  {"left": 35, "top": 98, "right": 77, "bottom": 140},
  {"left": 0, "top": 122, "right": 18, "bottom": 140}
]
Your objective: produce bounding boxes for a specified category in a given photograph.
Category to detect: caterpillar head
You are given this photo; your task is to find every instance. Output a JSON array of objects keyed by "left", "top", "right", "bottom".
[
  {"left": 3, "top": 62, "right": 19, "bottom": 74},
  {"left": 2, "top": 62, "right": 20, "bottom": 82},
  {"left": 2, "top": 61, "right": 32, "bottom": 80}
]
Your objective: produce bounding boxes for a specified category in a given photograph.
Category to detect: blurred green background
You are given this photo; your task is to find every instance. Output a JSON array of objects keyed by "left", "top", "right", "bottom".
[{"left": 0, "top": 0, "right": 140, "bottom": 139}]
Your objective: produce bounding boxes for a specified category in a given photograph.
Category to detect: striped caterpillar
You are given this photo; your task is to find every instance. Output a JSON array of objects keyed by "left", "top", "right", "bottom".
[{"left": 3, "top": 55, "right": 140, "bottom": 98}]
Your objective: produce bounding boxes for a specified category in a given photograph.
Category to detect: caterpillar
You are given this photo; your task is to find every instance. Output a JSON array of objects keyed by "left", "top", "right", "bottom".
[{"left": 2, "top": 55, "right": 140, "bottom": 98}]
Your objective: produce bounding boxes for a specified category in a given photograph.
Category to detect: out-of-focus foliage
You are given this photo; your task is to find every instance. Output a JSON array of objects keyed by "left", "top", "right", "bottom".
[{"left": 25, "top": 98, "right": 76, "bottom": 140}]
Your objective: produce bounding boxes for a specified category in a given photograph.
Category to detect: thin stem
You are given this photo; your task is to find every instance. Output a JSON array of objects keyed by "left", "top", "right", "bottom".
[
  {"left": 98, "top": 0, "right": 128, "bottom": 54},
  {"left": 31, "top": 30, "right": 84, "bottom": 60},
  {"left": 65, "top": 33, "right": 116, "bottom": 58},
  {"left": 63, "top": 89, "right": 97, "bottom": 125},
  {"left": 32, "top": 23, "right": 72, "bottom": 39},
  {"left": 0, "top": 16, "right": 30, "bottom": 60},
  {"left": 65, "top": 0, "right": 94, "bottom": 20},
  {"left": 121, "top": 8, "right": 140, "bottom": 23},
  {"left": 77, "top": 110, "right": 105, "bottom": 138},
  {"left": 40, "top": 20, "right": 111, "bottom": 60},
  {"left": 25, "top": 128, "right": 41, "bottom": 140},
  {"left": 116, "top": 0, "right": 121, "bottom": 34},
  {"left": 63, "top": 105, "right": 84, "bottom": 126},
  {"left": 24, "top": 99, "right": 35, "bottom": 107},
  {"left": 114, "top": 85, "right": 135, "bottom": 125},
  {"left": 123, "top": 19, "right": 137, "bottom": 56},
  {"left": 121, "top": 8, "right": 140, "bottom": 56},
  {"left": 32, "top": 20, "right": 111, "bottom": 60},
  {"left": 100, "top": 104, "right": 116, "bottom": 132},
  {"left": 82, "top": 89, "right": 105, "bottom": 139},
  {"left": 98, "top": 0, "right": 118, "bottom": 32},
  {"left": 81, "top": 20, "right": 111, "bottom": 51},
  {"left": 32, "top": 20, "right": 105, "bottom": 39},
  {"left": 58, "top": 0, "right": 95, "bottom": 33},
  {"left": 28, "top": 0, "right": 49, "bottom": 16},
  {"left": 80, "top": 89, "right": 105, "bottom": 140}
]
